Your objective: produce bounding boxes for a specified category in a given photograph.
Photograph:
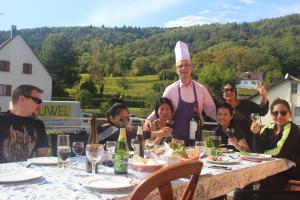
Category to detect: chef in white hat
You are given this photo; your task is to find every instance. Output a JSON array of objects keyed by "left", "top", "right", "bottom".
[{"left": 146, "top": 41, "right": 216, "bottom": 144}]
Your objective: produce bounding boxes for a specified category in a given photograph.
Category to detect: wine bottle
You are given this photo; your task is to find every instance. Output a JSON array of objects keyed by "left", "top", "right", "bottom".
[
  {"left": 85, "top": 114, "right": 98, "bottom": 173},
  {"left": 114, "top": 121, "right": 129, "bottom": 174},
  {"left": 189, "top": 105, "right": 202, "bottom": 142},
  {"left": 134, "top": 126, "right": 144, "bottom": 158}
]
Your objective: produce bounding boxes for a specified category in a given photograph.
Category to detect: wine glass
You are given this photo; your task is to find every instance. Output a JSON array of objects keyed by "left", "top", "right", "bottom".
[
  {"left": 250, "top": 113, "right": 260, "bottom": 122},
  {"left": 72, "top": 142, "right": 84, "bottom": 165},
  {"left": 57, "top": 135, "right": 71, "bottom": 168},
  {"left": 105, "top": 141, "right": 116, "bottom": 160},
  {"left": 225, "top": 128, "right": 235, "bottom": 138},
  {"left": 166, "top": 120, "right": 174, "bottom": 128},
  {"left": 212, "top": 136, "right": 221, "bottom": 148},
  {"left": 86, "top": 144, "right": 104, "bottom": 175}
]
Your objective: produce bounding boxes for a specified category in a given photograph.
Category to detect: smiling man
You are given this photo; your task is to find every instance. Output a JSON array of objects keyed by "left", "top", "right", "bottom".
[
  {"left": 146, "top": 41, "right": 216, "bottom": 144},
  {"left": 0, "top": 85, "right": 48, "bottom": 163}
]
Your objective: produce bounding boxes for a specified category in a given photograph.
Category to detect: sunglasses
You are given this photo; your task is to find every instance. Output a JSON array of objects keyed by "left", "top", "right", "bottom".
[
  {"left": 23, "top": 95, "right": 43, "bottom": 104},
  {"left": 222, "top": 88, "right": 235, "bottom": 93},
  {"left": 271, "top": 110, "right": 288, "bottom": 117}
]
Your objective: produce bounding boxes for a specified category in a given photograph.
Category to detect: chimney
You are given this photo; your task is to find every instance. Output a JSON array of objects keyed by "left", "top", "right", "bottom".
[{"left": 11, "top": 25, "right": 17, "bottom": 38}]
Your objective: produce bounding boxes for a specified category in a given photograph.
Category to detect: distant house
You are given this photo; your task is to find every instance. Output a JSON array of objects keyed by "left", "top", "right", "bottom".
[
  {"left": 236, "top": 71, "right": 263, "bottom": 99},
  {"left": 249, "top": 74, "right": 300, "bottom": 125},
  {"left": 0, "top": 26, "right": 52, "bottom": 111}
]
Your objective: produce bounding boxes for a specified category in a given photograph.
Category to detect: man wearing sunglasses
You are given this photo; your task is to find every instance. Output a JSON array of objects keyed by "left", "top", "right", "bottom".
[{"left": 0, "top": 85, "right": 48, "bottom": 163}]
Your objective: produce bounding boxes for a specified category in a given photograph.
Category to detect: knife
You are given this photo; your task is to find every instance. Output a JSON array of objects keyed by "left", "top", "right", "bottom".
[{"left": 240, "top": 157, "right": 262, "bottom": 163}]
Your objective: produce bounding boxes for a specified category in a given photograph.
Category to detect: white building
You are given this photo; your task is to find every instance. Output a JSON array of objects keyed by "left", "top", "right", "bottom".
[
  {"left": 249, "top": 74, "right": 300, "bottom": 125},
  {"left": 0, "top": 26, "right": 52, "bottom": 111}
]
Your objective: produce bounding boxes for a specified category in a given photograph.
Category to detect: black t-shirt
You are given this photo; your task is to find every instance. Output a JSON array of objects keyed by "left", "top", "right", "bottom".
[
  {"left": 214, "top": 121, "right": 246, "bottom": 146},
  {"left": 0, "top": 111, "right": 49, "bottom": 163}
]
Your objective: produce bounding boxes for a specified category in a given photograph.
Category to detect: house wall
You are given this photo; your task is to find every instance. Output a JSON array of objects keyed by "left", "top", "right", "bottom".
[
  {"left": 0, "top": 35, "right": 52, "bottom": 111},
  {"left": 251, "top": 80, "right": 300, "bottom": 125}
]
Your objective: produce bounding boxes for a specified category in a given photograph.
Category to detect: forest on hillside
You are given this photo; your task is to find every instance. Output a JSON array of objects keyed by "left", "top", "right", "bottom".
[{"left": 1, "top": 14, "right": 300, "bottom": 102}]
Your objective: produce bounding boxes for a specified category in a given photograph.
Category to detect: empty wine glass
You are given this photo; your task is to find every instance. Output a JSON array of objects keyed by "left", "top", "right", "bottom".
[
  {"left": 86, "top": 144, "right": 104, "bottom": 175},
  {"left": 225, "top": 128, "right": 235, "bottom": 138},
  {"left": 72, "top": 142, "right": 84, "bottom": 165},
  {"left": 57, "top": 135, "right": 71, "bottom": 168},
  {"left": 195, "top": 141, "right": 206, "bottom": 158}
]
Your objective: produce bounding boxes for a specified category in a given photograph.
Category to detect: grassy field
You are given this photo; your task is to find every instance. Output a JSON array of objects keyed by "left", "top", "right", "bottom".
[{"left": 81, "top": 74, "right": 169, "bottom": 99}]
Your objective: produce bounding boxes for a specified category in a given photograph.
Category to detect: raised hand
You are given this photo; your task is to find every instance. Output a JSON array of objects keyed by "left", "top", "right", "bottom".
[{"left": 257, "top": 81, "right": 267, "bottom": 103}]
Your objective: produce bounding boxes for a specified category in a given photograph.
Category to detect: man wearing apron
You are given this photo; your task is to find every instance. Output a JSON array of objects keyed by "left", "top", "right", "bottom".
[{"left": 146, "top": 41, "right": 216, "bottom": 144}]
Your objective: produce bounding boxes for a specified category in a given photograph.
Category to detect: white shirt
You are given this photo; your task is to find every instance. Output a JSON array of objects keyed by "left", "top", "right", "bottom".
[{"left": 147, "top": 80, "right": 216, "bottom": 121}]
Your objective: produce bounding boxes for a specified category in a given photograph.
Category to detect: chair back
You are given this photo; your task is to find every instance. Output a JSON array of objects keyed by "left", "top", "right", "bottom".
[
  {"left": 287, "top": 180, "right": 300, "bottom": 191},
  {"left": 129, "top": 160, "right": 203, "bottom": 200}
]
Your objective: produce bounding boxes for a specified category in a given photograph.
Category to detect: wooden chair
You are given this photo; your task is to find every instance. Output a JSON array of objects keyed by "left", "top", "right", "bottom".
[
  {"left": 287, "top": 180, "right": 300, "bottom": 191},
  {"left": 129, "top": 160, "right": 203, "bottom": 200}
]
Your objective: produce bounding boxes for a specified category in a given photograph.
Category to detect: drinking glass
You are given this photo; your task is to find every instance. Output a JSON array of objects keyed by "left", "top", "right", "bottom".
[
  {"left": 212, "top": 136, "right": 222, "bottom": 148},
  {"left": 195, "top": 141, "right": 206, "bottom": 158},
  {"left": 72, "top": 142, "right": 84, "bottom": 164},
  {"left": 86, "top": 144, "right": 104, "bottom": 175},
  {"left": 105, "top": 141, "right": 116, "bottom": 160},
  {"left": 225, "top": 128, "right": 235, "bottom": 138},
  {"left": 57, "top": 135, "right": 71, "bottom": 168}
]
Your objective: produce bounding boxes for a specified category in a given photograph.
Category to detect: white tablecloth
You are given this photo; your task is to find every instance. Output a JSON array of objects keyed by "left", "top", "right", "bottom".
[{"left": 0, "top": 154, "right": 295, "bottom": 200}]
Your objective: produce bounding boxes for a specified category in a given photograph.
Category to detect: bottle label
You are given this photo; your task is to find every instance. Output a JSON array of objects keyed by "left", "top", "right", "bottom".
[
  {"left": 134, "top": 144, "right": 140, "bottom": 156},
  {"left": 114, "top": 154, "right": 128, "bottom": 174},
  {"left": 189, "top": 120, "right": 197, "bottom": 139}
]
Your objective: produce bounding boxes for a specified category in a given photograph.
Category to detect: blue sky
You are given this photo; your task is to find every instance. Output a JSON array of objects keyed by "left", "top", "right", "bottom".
[{"left": 1, "top": 0, "right": 300, "bottom": 30}]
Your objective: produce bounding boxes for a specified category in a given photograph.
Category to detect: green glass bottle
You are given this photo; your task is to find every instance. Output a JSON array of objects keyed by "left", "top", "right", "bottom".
[{"left": 114, "top": 121, "right": 129, "bottom": 174}]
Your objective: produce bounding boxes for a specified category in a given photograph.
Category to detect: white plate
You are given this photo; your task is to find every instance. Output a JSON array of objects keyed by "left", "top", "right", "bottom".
[
  {"left": 239, "top": 153, "right": 272, "bottom": 160},
  {"left": 28, "top": 157, "right": 58, "bottom": 165},
  {"left": 207, "top": 159, "right": 239, "bottom": 165},
  {"left": 0, "top": 169, "right": 42, "bottom": 183},
  {"left": 81, "top": 175, "right": 138, "bottom": 192}
]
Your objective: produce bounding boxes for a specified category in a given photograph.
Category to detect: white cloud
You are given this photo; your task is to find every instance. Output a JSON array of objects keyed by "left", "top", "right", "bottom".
[
  {"left": 165, "top": 4, "right": 242, "bottom": 27},
  {"left": 240, "top": 0, "right": 256, "bottom": 5},
  {"left": 82, "top": 0, "right": 184, "bottom": 27}
]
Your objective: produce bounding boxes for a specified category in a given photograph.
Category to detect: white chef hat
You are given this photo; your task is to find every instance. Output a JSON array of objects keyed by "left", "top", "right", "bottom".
[{"left": 174, "top": 41, "right": 190, "bottom": 64}]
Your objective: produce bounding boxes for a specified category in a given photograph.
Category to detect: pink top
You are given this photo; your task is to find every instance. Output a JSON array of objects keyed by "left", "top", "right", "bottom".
[{"left": 147, "top": 80, "right": 216, "bottom": 121}]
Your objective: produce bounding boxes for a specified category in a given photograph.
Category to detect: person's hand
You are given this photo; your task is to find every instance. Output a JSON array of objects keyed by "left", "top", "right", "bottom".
[
  {"left": 228, "top": 137, "right": 239, "bottom": 147},
  {"left": 160, "top": 127, "right": 172, "bottom": 138},
  {"left": 143, "top": 119, "right": 152, "bottom": 131},
  {"left": 250, "top": 121, "right": 261, "bottom": 134},
  {"left": 257, "top": 82, "right": 267, "bottom": 104}
]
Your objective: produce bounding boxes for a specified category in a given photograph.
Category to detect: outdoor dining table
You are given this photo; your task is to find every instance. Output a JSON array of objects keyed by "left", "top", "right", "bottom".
[{"left": 0, "top": 153, "right": 295, "bottom": 200}]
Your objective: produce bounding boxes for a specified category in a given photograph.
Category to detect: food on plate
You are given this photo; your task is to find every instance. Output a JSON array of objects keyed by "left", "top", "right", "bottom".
[
  {"left": 207, "top": 156, "right": 224, "bottom": 162},
  {"left": 169, "top": 139, "right": 186, "bottom": 157},
  {"left": 132, "top": 155, "right": 160, "bottom": 166},
  {"left": 218, "top": 147, "right": 231, "bottom": 153}
]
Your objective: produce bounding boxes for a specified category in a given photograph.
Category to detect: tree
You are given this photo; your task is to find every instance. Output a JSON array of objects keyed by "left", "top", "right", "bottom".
[
  {"left": 131, "top": 57, "right": 155, "bottom": 76},
  {"left": 198, "top": 65, "right": 240, "bottom": 101},
  {"left": 88, "top": 39, "right": 106, "bottom": 96},
  {"left": 80, "top": 79, "right": 97, "bottom": 96},
  {"left": 40, "top": 33, "right": 80, "bottom": 96},
  {"left": 75, "top": 89, "right": 93, "bottom": 109}
]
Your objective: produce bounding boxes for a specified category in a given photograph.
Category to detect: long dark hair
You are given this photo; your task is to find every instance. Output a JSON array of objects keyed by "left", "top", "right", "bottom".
[{"left": 221, "top": 82, "right": 238, "bottom": 101}]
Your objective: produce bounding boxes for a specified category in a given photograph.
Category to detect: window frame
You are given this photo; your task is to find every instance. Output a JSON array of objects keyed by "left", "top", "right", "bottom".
[
  {"left": 23, "top": 63, "right": 32, "bottom": 74},
  {"left": 291, "top": 83, "right": 298, "bottom": 94},
  {"left": 0, "top": 60, "right": 10, "bottom": 72}
]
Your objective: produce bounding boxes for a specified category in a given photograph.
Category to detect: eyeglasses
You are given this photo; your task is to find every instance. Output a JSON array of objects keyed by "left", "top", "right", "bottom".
[
  {"left": 23, "top": 95, "right": 43, "bottom": 104},
  {"left": 222, "top": 88, "right": 235, "bottom": 93},
  {"left": 177, "top": 64, "right": 192, "bottom": 69},
  {"left": 271, "top": 110, "right": 288, "bottom": 117}
]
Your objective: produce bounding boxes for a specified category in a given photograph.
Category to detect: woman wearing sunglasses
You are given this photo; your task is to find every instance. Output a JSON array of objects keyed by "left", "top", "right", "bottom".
[
  {"left": 221, "top": 82, "right": 269, "bottom": 151},
  {"left": 251, "top": 98, "right": 300, "bottom": 189}
]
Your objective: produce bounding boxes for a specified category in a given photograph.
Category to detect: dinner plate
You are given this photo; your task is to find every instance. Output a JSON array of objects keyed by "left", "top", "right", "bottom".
[
  {"left": 239, "top": 153, "right": 272, "bottom": 161},
  {"left": 0, "top": 169, "right": 42, "bottom": 183},
  {"left": 27, "top": 157, "right": 58, "bottom": 165},
  {"left": 207, "top": 158, "right": 239, "bottom": 165},
  {"left": 81, "top": 175, "right": 138, "bottom": 192}
]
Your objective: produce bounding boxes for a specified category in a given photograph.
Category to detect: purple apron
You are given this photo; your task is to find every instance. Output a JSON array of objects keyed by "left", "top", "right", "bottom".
[{"left": 172, "top": 81, "right": 199, "bottom": 143}]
